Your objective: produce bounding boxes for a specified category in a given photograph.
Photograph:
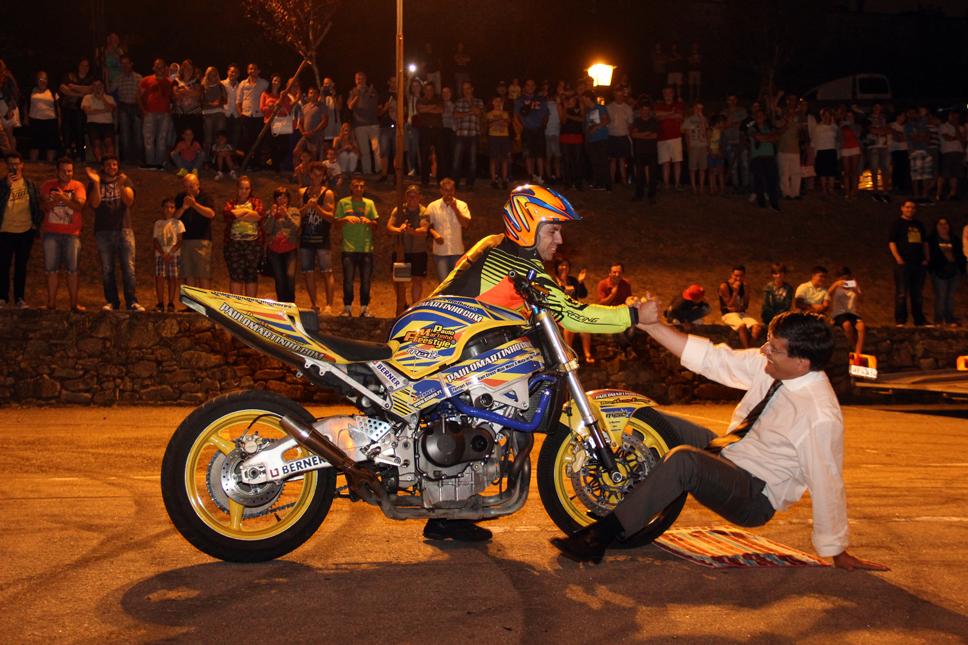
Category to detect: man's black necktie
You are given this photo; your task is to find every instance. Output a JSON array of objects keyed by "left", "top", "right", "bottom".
[{"left": 707, "top": 379, "right": 783, "bottom": 454}]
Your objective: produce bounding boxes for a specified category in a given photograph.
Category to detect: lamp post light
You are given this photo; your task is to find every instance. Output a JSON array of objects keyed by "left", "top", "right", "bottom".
[{"left": 587, "top": 63, "right": 615, "bottom": 88}]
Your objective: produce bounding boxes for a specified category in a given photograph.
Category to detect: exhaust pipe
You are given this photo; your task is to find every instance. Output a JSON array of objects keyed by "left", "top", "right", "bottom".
[{"left": 280, "top": 416, "right": 387, "bottom": 504}]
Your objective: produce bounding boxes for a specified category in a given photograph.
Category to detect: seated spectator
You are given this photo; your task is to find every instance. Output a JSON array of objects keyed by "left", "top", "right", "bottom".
[
  {"left": 333, "top": 122, "right": 360, "bottom": 179},
  {"left": 321, "top": 147, "right": 342, "bottom": 189},
  {"left": 171, "top": 128, "right": 203, "bottom": 176},
  {"left": 211, "top": 130, "right": 238, "bottom": 181},
  {"left": 152, "top": 197, "right": 184, "bottom": 312},
  {"left": 761, "top": 262, "right": 793, "bottom": 326},
  {"left": 718, "top": 264, "right": 762, "bottom": 348},
  {"left": 292, "top": 149, "right": 315, "bottom": 187},
  {"left": 828, "top": 266, "right": 866, "bottom": 362},
  {"left": 598, "top": 261, "right": 634, "bottom": 352},
  {"left": 664, "top": 283, "right": 709, "bottom": 331},
  {"left": 554, "top": 258, "right": 594, "bottom": 363},
  {"left": 794, "top": 265, "right": 831, "bottom": 316}
]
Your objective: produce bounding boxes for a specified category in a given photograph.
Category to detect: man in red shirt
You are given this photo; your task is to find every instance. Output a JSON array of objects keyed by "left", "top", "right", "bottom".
[
  {"left": 40, "top": 158, "right": 87, "bottom": 311},
  {"left": 598, "top": 262, "right": 632, "bottom": 305},
  {"left": 139, "top": 58, "right": 173, "bottom": 168},
  {"left": 654, "top": 86, "right": 684, "bottom": 190}
]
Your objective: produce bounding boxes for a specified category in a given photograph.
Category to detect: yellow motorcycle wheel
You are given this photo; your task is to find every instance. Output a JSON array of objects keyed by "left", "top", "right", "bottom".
[
  {"left": 537, "top": 407, "right": 686, "bottom": 548},
  {"left": 161, "top": 390, "right": 336, "bottom": 562}
]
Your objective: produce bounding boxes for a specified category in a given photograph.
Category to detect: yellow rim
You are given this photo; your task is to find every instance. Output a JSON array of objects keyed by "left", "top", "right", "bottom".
[
  {"left": 552, "top": 419, "right": 673, "bottom": 526},
  {"left": 184, "top": 408, "right": 319, "bottom": 541}
]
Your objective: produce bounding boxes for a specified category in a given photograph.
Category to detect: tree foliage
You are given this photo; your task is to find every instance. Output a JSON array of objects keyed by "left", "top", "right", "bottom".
[{"left": 243, "top": 0, "right": 342, "bottom": 86}]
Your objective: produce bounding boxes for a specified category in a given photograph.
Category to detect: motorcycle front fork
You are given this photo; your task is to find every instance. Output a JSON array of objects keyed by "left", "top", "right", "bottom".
[{"left": 532, "top": 309, "right": 623, "bottom": 482}]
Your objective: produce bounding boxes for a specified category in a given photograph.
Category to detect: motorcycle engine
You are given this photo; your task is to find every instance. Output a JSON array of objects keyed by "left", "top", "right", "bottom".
[{"left": 416, "top": 416, "right": 502, "bottom": 508}]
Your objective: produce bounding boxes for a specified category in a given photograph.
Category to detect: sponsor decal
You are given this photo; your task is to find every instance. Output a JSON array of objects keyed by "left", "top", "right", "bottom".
[
  {"left": 372, "top": 361, "right": 405, "bottom": 390},
  {"left": 849, "top": 364, "right": 878, "bottom": 379},
  {"left": 445, "top": 341, "right": 529, "bottom": 383},
  {"left": 403, "top": 324, "right": 457, "bottom": 349},
  {"left": 406, "top": 347, "right": 439, "bottom": 360},
  {"left": 280, "top": 454, "right": 324, "bottom": 476},
  {"left": 411, "top": 381, "right": 444, "bottom": 407},
  {"left": 219, "top": 303, "right": 329, "bottom": 361},
  {"left": 432, "top": 301, "right": 485, "bottom": 322}
]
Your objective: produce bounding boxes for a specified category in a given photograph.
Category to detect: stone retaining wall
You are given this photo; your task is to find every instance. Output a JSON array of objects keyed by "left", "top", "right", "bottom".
[{"left": 1, "top": 309, "right": 965, "bottom": 406}]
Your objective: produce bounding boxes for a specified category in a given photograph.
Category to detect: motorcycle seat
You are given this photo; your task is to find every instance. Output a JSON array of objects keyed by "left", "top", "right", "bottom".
[{"left": 298, "top": 309, "right": 393, "bottom": 362}]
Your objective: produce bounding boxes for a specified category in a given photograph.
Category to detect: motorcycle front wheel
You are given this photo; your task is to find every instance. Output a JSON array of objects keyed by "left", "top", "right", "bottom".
[
  {"left": 537, "top": 407, "right": 685, "bottom": 548},
  {"left": 161, "top": 390, "right": 336, "bottom": 562}
]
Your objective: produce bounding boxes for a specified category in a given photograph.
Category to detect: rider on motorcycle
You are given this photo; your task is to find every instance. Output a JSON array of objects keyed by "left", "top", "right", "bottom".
[{"left": 423, "top": 184, "right": 640, "bottom": 542}]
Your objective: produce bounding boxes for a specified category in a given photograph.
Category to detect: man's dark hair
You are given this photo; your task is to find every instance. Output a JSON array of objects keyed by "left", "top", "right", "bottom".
[
  {"left": 56, "top": 156, "right": 73, "bottom": 169},
  {"left": 837, "top": 266, "right": 853, "bottom": 278},
  {"left": 732, "top": 264, "right": 746, "bottom": 273},
  {"left": 101, "top": 155, "right": 119, "bottom": 165},
  {"left": 610, "top": 262, "right": 624, "bottom": 272},
  {"left": 768, "top": 312, "right": 833, "bottom": 371},
  {"left": 770, "top": 262, "right": 787, "bottom": 274},
  {"left": 810, "top": 265, "right": 828, "bottom": 275},
  {"left": 581, "top": 90, "right": 596, "bottom": 101},
  {"left": 161, "top": 196, "right": 175, "bottom": 207},
  {"left": 5, "top": 152, "right": 23, "bottom": 163}
]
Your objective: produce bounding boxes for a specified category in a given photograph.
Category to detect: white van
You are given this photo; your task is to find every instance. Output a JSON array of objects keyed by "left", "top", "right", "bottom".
[{"left": 802, "top": 74, "right": 893, "bottom": 106}]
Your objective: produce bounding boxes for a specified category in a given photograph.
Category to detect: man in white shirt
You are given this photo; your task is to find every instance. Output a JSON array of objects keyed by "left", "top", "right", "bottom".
[
  {"left": 552, "top": 306, "right": 887, "bottom": 572},
  {"left": 606, "top": 89, "right": 634, "bottom": 186},
  {"left": 425, "top": 177, "right": 471, "bottom": 280},
  {"left": 937, "top": 110, "right": 966, "bottom": 201},
  {"left": 236, "top": 63, "right": 269, "bottom": 167},
  {"left": 222, "top": 64, "right": 241, "bottom": 148}
]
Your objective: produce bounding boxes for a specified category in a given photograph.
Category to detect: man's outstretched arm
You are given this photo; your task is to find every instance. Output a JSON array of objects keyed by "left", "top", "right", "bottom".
[{"left": 634, "top": 296, "right": 688, "bottom": 357}]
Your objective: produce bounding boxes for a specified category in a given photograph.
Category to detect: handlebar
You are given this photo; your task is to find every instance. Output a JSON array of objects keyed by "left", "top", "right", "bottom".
[{"left": 508, "top": 269, "right": 551, "bottom": 309}]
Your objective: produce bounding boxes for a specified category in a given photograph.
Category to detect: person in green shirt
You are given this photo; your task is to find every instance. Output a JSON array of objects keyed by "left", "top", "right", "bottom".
[{"left": 333, "top": 176, "right": 379, "bottom": 317}]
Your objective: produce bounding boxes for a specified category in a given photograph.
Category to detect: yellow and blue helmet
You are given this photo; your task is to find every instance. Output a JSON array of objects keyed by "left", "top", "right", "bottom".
[{"left": 502, "top": 185, "right": 581, "bottom": 248}]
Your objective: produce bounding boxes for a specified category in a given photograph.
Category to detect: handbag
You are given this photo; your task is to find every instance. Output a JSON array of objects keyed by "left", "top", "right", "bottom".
[
  {"left": 391, "top": 235, "right": 411, "bottom": 283},
  {"left": 271, "top": 114, "right": 294, "bottom": 136}
]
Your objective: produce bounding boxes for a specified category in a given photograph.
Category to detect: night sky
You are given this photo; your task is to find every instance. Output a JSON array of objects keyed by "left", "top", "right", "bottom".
[{"left": 3, "top": 0, "right": 966, "bottom": 104}]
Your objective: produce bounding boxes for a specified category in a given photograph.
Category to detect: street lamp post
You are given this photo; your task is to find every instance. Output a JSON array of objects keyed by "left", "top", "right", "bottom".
[{"left": 395, "top": 0, "right": 405, "bottom": 210}]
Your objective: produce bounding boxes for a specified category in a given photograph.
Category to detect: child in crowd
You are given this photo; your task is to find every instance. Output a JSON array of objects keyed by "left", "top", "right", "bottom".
[
  {"left": 828, "top": 266, "right": 866, "bottom": 362},
  {"left": 761, "top": 262, "right": 794, "bottom": 325},
  {"left": 708, "top": 114, "right": 726, "bottom": 195},
  {"left": 321, "top": 147, "right": 342, "bottom": 189},
  {"left": 292, "top": 149, "right": 314, "bottom": 187},
  {"left": 152, "top": 197, "right": 185, "bottom": 312},
  {"left": 486, "top": 96, "right": 511, "bottom": 189},
  {"left": 171, "top": 128, "right": 203, "bottom": 176},
  {"left": 212, "top": 130, "right": 237, "bottom": 181},
  {"left": 262, "top": 186, "right": 302, "bottom": 303}
]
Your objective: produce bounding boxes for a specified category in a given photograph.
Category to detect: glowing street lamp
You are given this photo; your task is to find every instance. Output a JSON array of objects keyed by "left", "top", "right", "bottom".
[{"left": 587, "top": 63, "right": 615, "bottom": 88}]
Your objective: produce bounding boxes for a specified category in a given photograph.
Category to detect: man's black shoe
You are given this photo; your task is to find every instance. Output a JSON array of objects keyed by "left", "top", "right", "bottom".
[
  {"left": 549, "top": 513, "right": 624, "bottom": 564},
  {"left": 423, "top": 519, "right": 492, "bottom": 542}
]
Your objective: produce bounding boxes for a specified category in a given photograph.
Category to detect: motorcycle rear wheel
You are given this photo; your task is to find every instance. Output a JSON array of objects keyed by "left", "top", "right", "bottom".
[
  {"left": 537, "top": 407, "right": 686, "bottom": 549},
  {"left": 161, "top": 390, "right": 336, "bottom": 562}
]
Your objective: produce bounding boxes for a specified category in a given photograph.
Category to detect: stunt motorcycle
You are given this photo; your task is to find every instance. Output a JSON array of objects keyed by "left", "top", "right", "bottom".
[{"left": 161, "top": 272, "right": 686, "bottom": 562}]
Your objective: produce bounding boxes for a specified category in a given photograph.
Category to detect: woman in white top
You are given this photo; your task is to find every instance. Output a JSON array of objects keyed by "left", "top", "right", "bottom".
[
  {"left": 80, "top": 80, "right": 116, "bottom": 162},
  {"left": 812, "top": 108, "right": 840, "bottom": 196},
  {"left": 26, "top": 71, "right": 59, "bottom": 162}
]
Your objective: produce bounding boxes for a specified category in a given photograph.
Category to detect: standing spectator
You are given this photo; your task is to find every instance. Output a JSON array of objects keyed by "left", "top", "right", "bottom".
[
  {"left": 888, "top": 200, "right": 929, "bottom": 326},
  {"left": 140, "top": 58, "right": 173, "bottom": 169},
  {"left": 453, "top": 42, "right": 471, "bottom": 90},
  {"left": 924, "top": 107, "right": 942, "bottom": 201},
  {"left": 260, "top": 74, "right": 294, "bottom": 173},
  {"left": 795, "top": 266, "right": 831, "bottom": 316},
  {"left": 581, "top": 91, "right": 611, "bottom": 191},
  {"left": 321, "top": 77, "right": 342, "bottom": 151},
  {"left": 111, "top": 56, "right": 143, "bottom": 164},
  {"left": 828, "top": 267, "right": 866, "bottom": 361},
  {"left": 348, "top": 72, "right": 381, "bottom": 176},
  {"left": 665, "top": 43, "right": 685, "bottom": 101},
  {"left": 686, "top": 42, "right": 702, "bottom": 102},
  {"left": 421, "top": 43, "right": 442, "bottom": 95},
  {"left": 26, "top": 72, "right": 60, "bottom": 163},
  {"left": 200, "top": 67, "right": 227, "bottom": 163},
  {"left": 87, "top": 157, "right": 142, "bottom": 311},
  {"left": 452, "top": 82, "right": 484, "bottom": 189},
  {"left": 558, "top": 90, "right": 585, "bottom": 191},
  {"left": 439, "top": 86, "right": 457, "bottom": 186},
  {"left": 681, "top": 102, "right": 709, "bottom": 194},
  {"left": 630, "top": 101, "right": 659, "bottom": 202},
  {"left": 222, "top": 64, "right": 242, "bottom": 149},
  {"left": 606, "top": 88, "right": 634, "bottom": 187},
  {"left": 718, "top": 264, "right": 762, "bottom": 348},
  {"left": 415, "top": 83, "right": 444, "bottom": 186},
  {"left": 426, "top": 177, "right": 471, "bottom": 280},
  {"left": 937, "top": 111, "right": 966, "bottom": 202},
  {"left": 298, "top": 85, "right": 328, "bottom": 161},
  {"left": 761, "top": 262, "right": 793, "bottom": 326},
  {"left": 222, "top": 175, "right": 265, "bottom": 297},
  {"left": 840, "top": 110, "right": 862, "bottom": 201},
  {"left": 170, "top": 128, "right": 203, "bottom": 176},
  {"left": 99, "top": 33, "right": 125, "bottom": 91},
  {"left": 263, "top": 186, "right": 301, "bottom": 303},
  {"left": 544, "top": 83, "right": 563, "bottom": 185},
  {"left": 237, "top": 63, "right": 269, "bottom": 168},
  {"left": 299, "top": 163, "right": 336, "bottom": 313},
  {"left": 152, "top": 197, "right": 183, "bottom": 312},
  {"left": 813, "top": 108, "right": 839, "bottom": 197},
  {"left": 40, "top": 158, "right": 87, "bottom": 311},
  {"left": 664, "top": 283, "right": 710, "bottom": 331},
  {"left": 486, "top": 96, "right": 511, "bottom": 189},
  {"left": 748, "top": 108, "right": 781, "bottom": 211},
  {"left": 889, "top": 111, "right": 910, "bottom": 195},
  {"left": 651, "top": 44, "right": 667, "bottom": 94},
  {"left": 927, "top": 216, "right": 964, "bottom": 326},
  {"left": 172, "top": 60, "right": 202, "bottom": 145},
  {"left": 776, "top": 104, "right": 802, "bottom": 199},
  {"left": 0, "top": 60, "right": 21, "bottom": 153},
  {"left": 906, "top": 108, "right": 932, "bottom": 200},
  {"left": 655, "top": 86, "right": 684, "bottom": 190},
  {"left": 332, "top": 122, "right": 360, "bottom": 178},
  {"left": 404, "top": 78, "right": 423, "bottom": 177},
  {"left": 175, "top": 173, "right": 216, "bottom": 290},
  {"left": 554, "top": 258, "right": 594, "bottom": 362},
  {"left": 0, "top": 153, "right": 43, "bottom": 308},
  {"left": 708, "top": 114, "right": 726, "bottom": 195},
  {"left": 867, "top": 104, "right": 891, "bottom": 200},
  {"left": 59, "top": 59, "right": 95, "bottom": 161},
  {"left": 334, "top": 177, "right": 378, "bottom": 317},
  {"left": 514, "top": 79, "right": 550, "bottom": 184},
  {"left": 375, "top": 77, "right": 397, "bottom": 183},
  {"left": 80, "top": 81, "right": 116, "bottom": 163},
  {"left": 722, "top": 95, "right": 749, "bottom": 193},
  {"left": 387, "top": 184, "right": 430, "bottom": 315}
]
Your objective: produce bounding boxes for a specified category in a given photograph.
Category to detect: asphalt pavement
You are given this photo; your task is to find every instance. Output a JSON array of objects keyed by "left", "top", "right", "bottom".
[{"left": 1, "top": 403, "right": 966, "bottom": 643}]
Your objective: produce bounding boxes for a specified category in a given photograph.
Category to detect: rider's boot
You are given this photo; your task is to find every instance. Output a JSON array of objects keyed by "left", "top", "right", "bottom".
[
  {"left": 423, "top": 519, "right": 493, "bottom": 542},
  {"left": 549, "top": 513, "right": 624, "bottom": 564}
]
